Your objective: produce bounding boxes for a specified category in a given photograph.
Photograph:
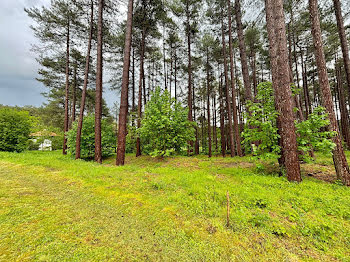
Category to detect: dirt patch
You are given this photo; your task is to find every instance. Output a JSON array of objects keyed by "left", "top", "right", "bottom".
[
  {"left": 302, "top": 164, "right": 337, "bottom": 183},
  {"left": 215, "top": 161, "right": 255, "bottom": 169}
]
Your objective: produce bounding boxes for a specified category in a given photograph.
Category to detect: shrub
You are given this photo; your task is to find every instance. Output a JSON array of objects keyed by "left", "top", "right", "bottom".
[
  {"left": 139, "top": 87, "right": 195, "bottom": 157},
  {"left": 67, "top": 115, "right": 116, "bottom": 158},
  {"left": 0, "top": 108, "right": 33, "bottom": 152},
  {"left": 242, "top": 82, "right": 335, "bottom": 160},
  {"left": 242, "top": 82, "right": 280, "bottom": 160}
]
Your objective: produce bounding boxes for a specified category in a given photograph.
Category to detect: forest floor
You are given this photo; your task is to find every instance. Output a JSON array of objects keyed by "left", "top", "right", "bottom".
[{"left": 0, "top": 151, "right": 349, "bottom": 261}]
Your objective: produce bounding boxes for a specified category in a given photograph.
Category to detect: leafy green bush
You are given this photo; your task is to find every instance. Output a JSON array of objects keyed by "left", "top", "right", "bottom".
[
  {"left": 139, "top": 87, "right": 195, "bottom": 157},
  {"left": 67, "top": 115, "right": 116, "bottom": 158},
  {"left": 242, "top": 82, "right": 280, "bottom": 159},
  {"left": 296, "top": 107, "right": 336, "bottom": 161},
  {"left": 242, "top": 82, "right": 335, "bottom": 160},
  {"left": 0, "top": 108, "right": 34, "bottom": 152}
]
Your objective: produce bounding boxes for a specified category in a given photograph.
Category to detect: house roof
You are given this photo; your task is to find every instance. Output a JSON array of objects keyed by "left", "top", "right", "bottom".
[{"left": 30, "top": 131, "right": 60, "bottom": 137}]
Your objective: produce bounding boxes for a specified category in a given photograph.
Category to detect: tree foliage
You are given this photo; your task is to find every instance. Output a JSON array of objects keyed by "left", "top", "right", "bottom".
[
  {"left": 0, "top": 109, "right": 34, "bottom": 152},
  {"left": 139, "top": 87, "right": 195, "bottom": 157},
  {"left": 243, "top": 82, "right": 335, "bottom": 161},
  {"left": 67, "top": 115, "right": 116, "bottom": 158}
]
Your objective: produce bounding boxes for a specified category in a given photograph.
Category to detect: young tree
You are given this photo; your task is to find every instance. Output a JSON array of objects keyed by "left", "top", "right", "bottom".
[
  {"left": 116, "top": 0, "right": 134, "bottom": 166},
  {"left": 309, "top": 0, "right": 350, "bottom": 186}
]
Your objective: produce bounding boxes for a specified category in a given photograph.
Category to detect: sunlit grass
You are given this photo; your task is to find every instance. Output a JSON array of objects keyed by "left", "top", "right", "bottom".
[{"left": 0, "top": 151, "right": 349, "bottom": 261}]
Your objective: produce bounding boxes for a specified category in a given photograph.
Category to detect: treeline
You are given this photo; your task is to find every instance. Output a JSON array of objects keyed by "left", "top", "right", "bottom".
[{"left": 26, "top": 0, "right": 350, "bottom": 185}]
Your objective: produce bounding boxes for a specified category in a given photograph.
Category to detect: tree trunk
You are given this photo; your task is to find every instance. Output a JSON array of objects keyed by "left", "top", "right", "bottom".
[
  {"left": 132, "top": 48, "right": 135, "bottom": 112},
  {"left": 186, "top": 2, "right": 194, "bottom": 152},
  {"left": 75, "top": 0, "right": 94, "bottom": 160},
  {"left": 136, "top": 28, "right": 146, "bottom": 157},
  {"left": 213, "top": 94, "right": 218, "bottom": 152},
  {"left": 206, "top": 47, "right": 212, "bottom": 157},
  {"left": 72, "top": 63, "right": 77, "bottom": 123},
  {"left": 193, "top": 82, "right": 199, "bottom": 155},
  {"left": 333, "top": 0, "right": 350, "bottom": 104},
  {"left": 300, "top": 48, "right": 312, "bottom": 118},
  {"left": 174, "top": 48, "right": 177, "bottom": 101},
  {"left": 94, "top": 0, "right": 104, "bottom": 164},
  {"left": 116, "top": 0, "right": 134, "bottom": 165},
  {"left": 63, "top": 19, "right": 70, "bottom": 155},
  {"left": 265, "top": 0, "right": 301, "bottom": 182},
  {"left": 336, "top": 63, "right": 350, "bottom": 149},
  {"left": 235, "top": 0, "right": 252, "bottom": 102},
  {"left": 309, "top": 0, "right": 350, "bottom": 186},
  {"left": 227, "top": 0, "right": 242, "bottom": 156},
  {"left": 219, "top": 71, "right": 226, "bottom": 157},
  {"left": 221, "top": 11, "right": 235, "bottom": 157}
]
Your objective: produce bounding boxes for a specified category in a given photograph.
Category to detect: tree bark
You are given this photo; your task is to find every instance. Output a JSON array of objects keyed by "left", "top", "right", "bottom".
[
  {"left": 227, "top": 0, "right": 242, "bottom": 156},
  {"left": 63, "top": 19, "right": 70, "bottom": 155},
  {"left": 309, "top": 0, "right": 350, "bottom": 186},
  {"left": 333, "top": 0, "right": 350, "bottom": 104},
  {"left": 94, "top": 0, "right": 104, "bottom": 163},
  {"left": 186, "top": 1, "right": 194, "bottom": 152},
  {"left": 221, "top": 11, "right": 235, "bottom": 157},
  {"left": 219, "top": 71, "right": 226, "bottom": 157},
  {"left": 75, "top": 1, "right": 94, "bottom": 160},
  {"left": 335, "top": 63, "right": 350, "bottom": 149},
  {"left": 116, "top": 0, "right": 134, "bottom": 165},
  {"left": 136, "top": 28, "right": 146, "bottom": 157},
  {"left": 72, "top": 63, "right": 77, "bottom": 123},
  {"left": 265, "top": 0, "right": 301, "bottom": 182},
  {"left": 206, "top": 47, "right": 212, "bottom": 157},
  {"left": 235, "top": 0, "right": 252, "bottom": 102}
]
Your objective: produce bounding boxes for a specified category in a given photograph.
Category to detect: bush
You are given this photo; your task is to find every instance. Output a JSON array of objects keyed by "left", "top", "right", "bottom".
[
  {"left": 139, "top": 87, "right": 195, "bottom": 157},
  {"left": 67, "top": 115, "right": 116, "bottom": 158},
  {"left": 0, "top": 108, "right": 33, "bottom": 152},
  {"left": 242, "top": 82, "right": 335, "bottom": 160}
]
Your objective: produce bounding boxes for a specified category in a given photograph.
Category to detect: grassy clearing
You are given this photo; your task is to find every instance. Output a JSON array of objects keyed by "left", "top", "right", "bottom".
[{"left": 0, "top": 151, "right": 349, "bottom": 261}]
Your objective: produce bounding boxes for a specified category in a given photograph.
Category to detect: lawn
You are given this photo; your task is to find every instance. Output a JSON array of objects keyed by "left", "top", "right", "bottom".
[{"left": 0, "top": 151, "right": 349, "bottom": 261}]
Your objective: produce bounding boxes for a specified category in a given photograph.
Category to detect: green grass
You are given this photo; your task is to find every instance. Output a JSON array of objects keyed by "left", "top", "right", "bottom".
[{"left": 0, "top": 151, "right": 349, "bottom": 261}]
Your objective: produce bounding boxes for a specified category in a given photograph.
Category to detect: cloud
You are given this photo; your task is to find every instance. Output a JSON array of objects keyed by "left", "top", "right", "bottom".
[{"left": 0, "top": 0, "right": 49, "bottom": 106}]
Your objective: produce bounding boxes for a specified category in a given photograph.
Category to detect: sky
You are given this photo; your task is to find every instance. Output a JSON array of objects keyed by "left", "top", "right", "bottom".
[
  {"left": 0, "top": 0, "right": 117, "bottom": 108},
  {"left": 0, "top": 0, "right": 49, "bottom": 107}
]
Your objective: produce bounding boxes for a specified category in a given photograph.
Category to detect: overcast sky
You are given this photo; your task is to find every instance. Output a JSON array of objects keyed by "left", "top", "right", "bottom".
[
  {"left": 0, "top": 0, "right": 117, "bottom": 108},
  {"left": 0, "top": 0, "right": 49, "bottom": 107}
]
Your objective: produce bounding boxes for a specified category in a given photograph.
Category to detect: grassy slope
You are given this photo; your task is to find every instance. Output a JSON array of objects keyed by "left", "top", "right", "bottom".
[{"left": 0, "top": 151, "right": 349, "bottom": 261}]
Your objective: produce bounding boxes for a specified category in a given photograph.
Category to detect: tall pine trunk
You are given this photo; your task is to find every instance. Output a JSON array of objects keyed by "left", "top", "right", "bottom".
[
  {"left": 136, "top": 28, "right": 146, "bottom": 157},
  {"left": 63, "top": 19, "right": 70, "bottom": 155},
  {"left": 75, "top": 1, "right": 94, "bottom": 160},
  {"left": 309, "top": 0, "right": 350, "bottom": 186},
  {"left": 186, "top": 1, "right": 194, "bottom": 152},
  {"left": 94, "top": 0, "right": 104, "bottom": 163},
  {"left": 72, "top": 64, "right": 77, "bottom": 123},
  {"left": 333, "top": 0, "right": 350, "bottom": 103},
  {"left": 335, "top": 63, "right": 350, "bottom": 149},
  {"left": 265, "top": 0, "right": 301, "bottom": 182},
  {"left": 235, "top": 0, "right": 252, "bottom": 102},
  {"left": 221, "top": 11, "right": 235, "bottom": 157},
  {"left": 219, "top": 71, "right": 226, "bottom": 157},
  {"left": 227, "top": 0, "right": 242, "bottom": 156},
  {"left": 116, "top": 0, "right": 134, "bottom": 165},
  {"left": 206, "top": 47, "right": 212, "bottom": 157}
]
